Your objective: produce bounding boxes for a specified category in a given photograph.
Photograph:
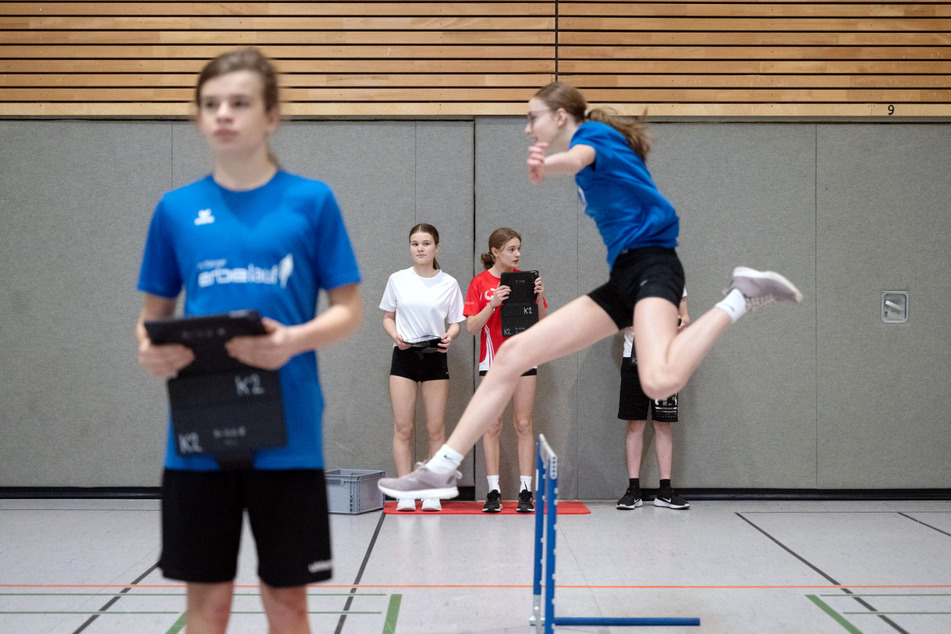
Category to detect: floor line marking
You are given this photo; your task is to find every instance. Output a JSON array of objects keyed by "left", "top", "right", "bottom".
[
  {"left": 898, "top": 512, "right": 951, "bottom": 537},
  {"left": 335, "top": 508, "right": 387, "bottom": 634},
  {"left": 843, "top": 610, "right": 951, "bottom": 616},
  {"left": 806, "top": 595, "right": 862, "bottom": 634},
  {"left": 165, "top": 611, "right": 185, "bottom": 634},
  {"left": 382, "top": 594, "right": 401, "bottom": 634},
  {"left": 737, "top": 512, "right": 908, "bottom": 634},
  {"left": 72, "top": 562, "right": 158, "bottom": 634}
]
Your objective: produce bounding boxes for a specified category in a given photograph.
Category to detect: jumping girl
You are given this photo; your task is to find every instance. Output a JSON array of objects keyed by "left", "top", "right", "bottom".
[{"left": 379, "top": 81, "right": 801, "bottom": 501}]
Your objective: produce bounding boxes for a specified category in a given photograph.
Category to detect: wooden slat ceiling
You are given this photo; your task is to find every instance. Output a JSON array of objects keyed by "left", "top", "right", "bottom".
[{"left": 0, "top": 1, "right": 948, "bottom": 117}]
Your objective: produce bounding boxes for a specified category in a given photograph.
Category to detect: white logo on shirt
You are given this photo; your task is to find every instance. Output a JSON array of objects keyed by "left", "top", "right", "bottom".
[
  {"left": 194, "top": 209, "right": 215, "bottom": 225},
  {"left": 196, "top": 255, "right": 294, "bottom": 289}
]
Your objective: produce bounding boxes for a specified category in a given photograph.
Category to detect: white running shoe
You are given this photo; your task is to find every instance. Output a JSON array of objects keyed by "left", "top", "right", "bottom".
[
  {"left": 726, "top": 267, "right": 803, "bottom": 313},
  {"left": 395, "top": 498, "right": 416, "bottom": 512},
  {"left": 421, "top": 497, "right": 442, "bottom": 512},
  {"left": 378, "top": 462, "right": 460, "bottom": 500}
]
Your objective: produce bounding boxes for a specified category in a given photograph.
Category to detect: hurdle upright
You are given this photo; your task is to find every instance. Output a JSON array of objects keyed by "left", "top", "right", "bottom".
[{"left": 531, "top": 434, "right": 700, "bottom": 632}]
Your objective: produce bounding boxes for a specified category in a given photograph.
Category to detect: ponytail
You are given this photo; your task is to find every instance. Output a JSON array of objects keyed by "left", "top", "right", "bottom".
[{"left": 534, "top": 81, "right": 651, "bottom": 161}]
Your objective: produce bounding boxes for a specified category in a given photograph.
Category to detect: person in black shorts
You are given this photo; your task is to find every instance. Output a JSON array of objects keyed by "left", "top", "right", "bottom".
[
  {"left": 378, "top": 81, "right": 802, "bottom": 503},
  {"left": 617, "top": 293, "right": 691, "bottom": 510},
  {"left": 380, "top": 224, "right": 465, "bottom": 512},
  {"left": 136, "top": 48, "right": 362, "bottom": 632}
]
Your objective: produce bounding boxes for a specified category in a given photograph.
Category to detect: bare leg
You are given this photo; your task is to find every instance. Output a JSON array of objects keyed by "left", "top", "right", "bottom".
[
  {"left": 634, "top": 298, "right": 733, "bottom": 400},
  {"left": 625, "top": 419, "right": 647, "bottom": 479},
  {"left": 389, "top": 375, "right": 418, "bottom": 476},
  {"left": 420, "top": 379, "right": 449, "bottom": 459},
  {"left": 482, "top": 414, "right": 503, "bottom": 478},
  {"left": 652, "top": 420, "right": 673, "bottom": 480},
  {"left": 185, "top": 581, "right": 234, "bottom": 634},
  {"left": 259, "top": 582, "right": 310, "bottom": 634},
  {"left": 511, "top": 374, "right": 537, "bottom": 478},
  {"left": 446, "top": 296, "right": 618, "bottom": 454}
]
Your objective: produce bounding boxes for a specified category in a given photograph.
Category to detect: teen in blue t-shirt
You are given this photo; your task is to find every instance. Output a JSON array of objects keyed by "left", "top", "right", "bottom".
[
  {"left": 135, "top": 48, "right": 361, "bottom": 632},
  {"left": 379, "top": 81, "right": 803, "bottom": 503}
]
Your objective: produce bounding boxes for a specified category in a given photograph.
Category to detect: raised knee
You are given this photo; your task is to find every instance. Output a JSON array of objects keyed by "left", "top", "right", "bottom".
[{"left": 639, "top": 372, "right": 679, "bottom": 401}]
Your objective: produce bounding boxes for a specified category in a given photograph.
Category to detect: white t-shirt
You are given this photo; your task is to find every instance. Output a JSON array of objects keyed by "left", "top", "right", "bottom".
[
  {"left": 623, "top": 287, "right": 688, "bottom": 357},
  {"left": 380, "top": 267, "right": 465, "bottom": 345}
]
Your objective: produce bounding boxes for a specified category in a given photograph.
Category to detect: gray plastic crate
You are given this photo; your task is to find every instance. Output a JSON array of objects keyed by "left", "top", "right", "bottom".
[{"left": 326, "top": 469, "right": 385, "bottom": 514}]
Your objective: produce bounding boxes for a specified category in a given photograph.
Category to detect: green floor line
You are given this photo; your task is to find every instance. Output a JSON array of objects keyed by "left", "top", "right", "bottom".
[
  {"left": 842, "top": 610, "right": 951, "bottom": 616},
  {"left": 166, "top": 612, "right": 186, "bottom": 634},
  {"left": 806, "top": 595, "right": 863, "bottom": 634},
  {"left": 383, "top": 593, "right": 402, "bottom": 634}
]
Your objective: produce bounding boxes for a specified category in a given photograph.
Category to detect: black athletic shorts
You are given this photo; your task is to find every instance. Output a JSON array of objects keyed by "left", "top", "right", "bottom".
[
  {"left": 617, "top": 353, "right": 679, "bottom": 423},
  {"left": 159, "top": 468, "right": 332, "bottom": 588},
  {"left": 588, "top": 246, "right": 685, "bottom": 330},
  {"left": 389, "top": 346, "right": 450, "bottom": 382},
  {"left": 479, "top": 368, "right": 537, "bottom": 377}
]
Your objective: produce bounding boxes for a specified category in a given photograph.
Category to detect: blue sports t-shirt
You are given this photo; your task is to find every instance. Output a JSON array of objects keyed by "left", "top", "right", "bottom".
[
  {"left": 137, "top": 171, "right": 361, "bottom": 471},
  {"left": 570, "top": 121, "right": 679, "bottom": 268}
]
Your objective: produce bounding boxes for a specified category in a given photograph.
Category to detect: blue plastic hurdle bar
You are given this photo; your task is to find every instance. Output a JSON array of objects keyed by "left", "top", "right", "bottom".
[{"left": 531, "top": 434, "right": 700, "bottom": 632}]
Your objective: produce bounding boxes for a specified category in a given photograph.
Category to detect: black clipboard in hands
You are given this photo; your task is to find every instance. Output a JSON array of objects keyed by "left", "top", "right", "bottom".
[
  {"left": 499, "top": 271, "right": 539, "bottom": 337},
  {"left": 144, "top": 310, "right": 286, "bottom": 466}
]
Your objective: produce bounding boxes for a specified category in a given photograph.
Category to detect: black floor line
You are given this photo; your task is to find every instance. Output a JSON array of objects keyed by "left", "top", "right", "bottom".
[
  {"left": 334, "top": 511, "right": 387, "bottom": 634},
  {"left": 899, "top": 512, "right": 951, "bottom": 538},
  {"left": 72, "top": 562, "right": 159, "bottom": 634},
  {"left": 736, "top": 512, "right": 910, "bottom": 634}
]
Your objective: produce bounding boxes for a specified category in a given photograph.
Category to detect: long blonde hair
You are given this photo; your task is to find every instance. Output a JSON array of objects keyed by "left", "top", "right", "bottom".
[{"left": 534, "top": 81, "right": 651, "bottom": 161}]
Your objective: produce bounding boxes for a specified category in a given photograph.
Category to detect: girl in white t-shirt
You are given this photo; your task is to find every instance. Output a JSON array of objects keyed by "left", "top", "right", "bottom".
[{"left": 380, "top": 224, "right": 465, "bottom": 511}]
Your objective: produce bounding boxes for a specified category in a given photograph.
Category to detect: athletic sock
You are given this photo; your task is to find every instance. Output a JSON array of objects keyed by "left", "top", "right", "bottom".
[
  {"left": 659, "top": 479, "right": 672, "bottom": 493},
  {"left": 487, "top": 475, "right": 500, "bottom": 492},
  {"left": 427, "top": 445, "right": 464, "bottom": 474},
  {"left": 715, "top": 288, "right": 748, "bottom": 323},
  {"left": 520, "top": 475, "right": 532, "bottom": 492},
  {"left": 629, "top": 478, "right": 640, "bottom": 490}
]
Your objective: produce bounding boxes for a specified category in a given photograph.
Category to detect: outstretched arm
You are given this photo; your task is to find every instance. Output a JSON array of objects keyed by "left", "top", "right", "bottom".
[{"left": 528, "top": 142, "right": 596, "bottom": 184}]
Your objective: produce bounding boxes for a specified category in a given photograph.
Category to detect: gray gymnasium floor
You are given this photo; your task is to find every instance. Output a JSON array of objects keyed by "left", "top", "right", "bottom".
[{"left": 1, "top": 498, "right": 949, "bottom": 633}]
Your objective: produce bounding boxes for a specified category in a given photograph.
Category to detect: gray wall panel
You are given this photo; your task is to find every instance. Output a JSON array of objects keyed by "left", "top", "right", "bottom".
[
  {"left": 1, "top": 119, "right": 948, "bottom": 494},
  {"left": 816, "top": 124, "right": 951, "bottom": 487},
  {"left": 0, "top": 122, "right": 173, "bottom": 486}
]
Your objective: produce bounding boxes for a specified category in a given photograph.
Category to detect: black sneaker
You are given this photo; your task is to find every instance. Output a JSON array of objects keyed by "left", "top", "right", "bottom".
[
  {"left": 516, "top": 489, "right": 535, "bottom": 513},
  {"left": 616, "top": 486, "right": 643, "bottom": 510},
  {"left": 653, "top": 489, "right": 690, "bottom": 510},
  {"left": 482, "top": 489, "right": 502, "bottom": 513}
]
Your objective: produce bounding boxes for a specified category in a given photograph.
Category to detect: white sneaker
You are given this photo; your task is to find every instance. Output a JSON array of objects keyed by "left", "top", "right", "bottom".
[
  {"left": 724, "top": 266, "right": 802, "bottom": 313},
  {"left": 421, "top": 497, "right": 442, "bottom": 512},
  {"left": 726, "top": 267, "right": 803, "bottom": 312},
  {"left": 396, "top": 498, "right": 416, "bottom": 512}
]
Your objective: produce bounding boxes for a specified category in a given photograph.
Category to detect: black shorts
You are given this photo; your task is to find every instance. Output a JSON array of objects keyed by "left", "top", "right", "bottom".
[
  {"left": 159, "top": 468, "right": 332, "bottom": 588},
  {"left": 617, "top": 354, "right": 679, "bottom": 422},
  {"left": 389, "top": 346, "right": 449, "bottom": 382},
  {"left": 479, "top": 368, "right": 537, "bottom": 377},
  {"left": 588, "top": 246, "right": 685, "bottom": 330}
]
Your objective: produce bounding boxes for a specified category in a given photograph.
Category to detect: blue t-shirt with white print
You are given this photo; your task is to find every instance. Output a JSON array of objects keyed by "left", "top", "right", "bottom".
[
  {"left": 570, "top": 121, "right": 679, "bottom": 268},
  {"left": 138, "top": 171, "right": 361, "bottom": 471}
]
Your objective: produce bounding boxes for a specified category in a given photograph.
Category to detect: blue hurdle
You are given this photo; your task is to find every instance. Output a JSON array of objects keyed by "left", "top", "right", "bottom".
[{"left": 531, "top": 434, "right": 700, "bottom": 632}]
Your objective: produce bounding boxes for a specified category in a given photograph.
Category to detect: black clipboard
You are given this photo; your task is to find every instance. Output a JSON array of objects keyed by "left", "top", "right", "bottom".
[
  {"left": 499, "top": 271, "right": 539, "bottom": 337},
  {"left": 144, "top": 310, "right": 287, "bottom": 467}
]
